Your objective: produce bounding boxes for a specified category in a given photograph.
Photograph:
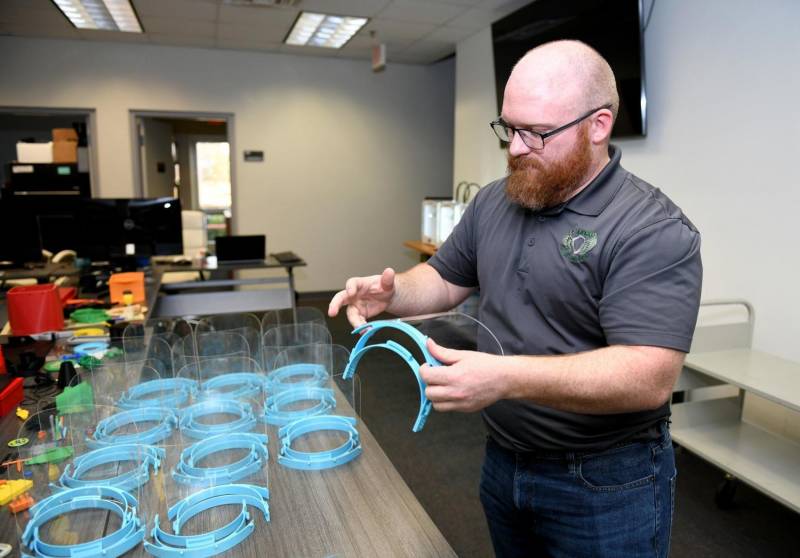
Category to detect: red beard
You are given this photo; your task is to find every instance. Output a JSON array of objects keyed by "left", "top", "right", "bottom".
[{"left": 505, "top": 124, "right": 593, "bottom": 210}]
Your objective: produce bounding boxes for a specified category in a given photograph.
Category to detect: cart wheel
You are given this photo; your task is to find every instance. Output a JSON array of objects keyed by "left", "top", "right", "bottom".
[{"left": 714, "top": 474, "right": 738, "bottom": 509}]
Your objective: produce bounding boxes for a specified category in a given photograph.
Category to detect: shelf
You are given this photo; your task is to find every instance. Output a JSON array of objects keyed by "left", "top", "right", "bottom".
[
  {"left": 685, "top": 349, "right": 800, "bottom": 412},
  {"left": 671, "top": 397, "right": 800, "bottom": 513}
]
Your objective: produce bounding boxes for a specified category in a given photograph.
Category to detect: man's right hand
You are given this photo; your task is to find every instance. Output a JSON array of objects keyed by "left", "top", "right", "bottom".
[{"left": 328, "top": 268, "right": 396, "bottom": 327}]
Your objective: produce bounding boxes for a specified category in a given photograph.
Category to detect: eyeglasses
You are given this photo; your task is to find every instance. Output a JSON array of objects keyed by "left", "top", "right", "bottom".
[{"left": 490, "top": 104, "right": 611, "bottom": 150}]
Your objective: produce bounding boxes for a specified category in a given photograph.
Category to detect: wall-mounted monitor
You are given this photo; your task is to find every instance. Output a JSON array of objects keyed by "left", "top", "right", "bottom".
[{"left": 492, "top": 0, "right": 646, "bottom": 137}]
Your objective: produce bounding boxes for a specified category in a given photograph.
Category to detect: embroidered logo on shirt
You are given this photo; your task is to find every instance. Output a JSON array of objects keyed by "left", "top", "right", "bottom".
[{"left": 560, "top": 229, "right": 597, "bottom": 262}]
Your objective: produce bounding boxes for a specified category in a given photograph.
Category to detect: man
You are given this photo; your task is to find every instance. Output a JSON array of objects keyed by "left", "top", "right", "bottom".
[{"left": 329, "top": 40, "right": 701, "bottom": 557}]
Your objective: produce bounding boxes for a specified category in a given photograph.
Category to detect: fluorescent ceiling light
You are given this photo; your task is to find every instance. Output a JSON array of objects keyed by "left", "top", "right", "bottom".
[
  {"left": 52, "top": 0, "right": 143, "bottom": 33},
  {"left": 285, "top": 11, "right": 367, "bottom": 49}
]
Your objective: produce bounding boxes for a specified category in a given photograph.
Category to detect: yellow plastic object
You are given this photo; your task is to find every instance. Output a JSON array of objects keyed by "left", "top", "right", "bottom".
[
  {"left": 15, "top": 407, "right": 29, "bottom": 421},
  {"left": 0, "top": 479, "right": 33, "bottom": 505},
  {"left": 74, "top": 328, "right": 106, "bottom": 337},
  {"left": 122, "top": 292, "right": 134, "bottom": 306},
  {"left": 48, "top": 463, "right": 60, "bottom": 482}
]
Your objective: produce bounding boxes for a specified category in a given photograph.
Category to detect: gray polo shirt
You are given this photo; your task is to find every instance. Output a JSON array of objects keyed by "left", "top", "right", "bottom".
[{"left": 428, "top": 145, "right": 702, "bottom": 452}]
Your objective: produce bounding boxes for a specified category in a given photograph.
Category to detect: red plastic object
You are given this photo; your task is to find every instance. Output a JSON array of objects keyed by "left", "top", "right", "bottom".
[
  {"left": 0, "top": 377, "right": 24, "bottom": 418},
  {"left": 7, "top": 283, "right": 64, "bottom": 335},
  {"left": 58, "top": 287, "right": 77, "bottom": 305},
  {"left": 0, "top": 346, "right": 6, "bottom": 374}
]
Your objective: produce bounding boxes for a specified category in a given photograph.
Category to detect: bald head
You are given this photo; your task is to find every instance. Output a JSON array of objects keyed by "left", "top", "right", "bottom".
[{"left": 505, "top": 40, "right": 619, "bottom": 123}]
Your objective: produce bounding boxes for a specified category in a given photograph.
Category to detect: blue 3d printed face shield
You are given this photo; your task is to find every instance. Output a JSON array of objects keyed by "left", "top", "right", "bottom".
[{"left": 342, "top": 319, "right": 442, "bottom": 432}]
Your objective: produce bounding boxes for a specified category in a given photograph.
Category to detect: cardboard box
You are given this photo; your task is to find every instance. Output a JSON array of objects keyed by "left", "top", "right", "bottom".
[
  {"left": 53, "top": 140, "right": 77, "bottom": 163},
  {"left": 52, "top": 128, "right": 78, "bottom": 142},
  {"left": 16, "top": 142, "right": 53, "bottom": 163}
]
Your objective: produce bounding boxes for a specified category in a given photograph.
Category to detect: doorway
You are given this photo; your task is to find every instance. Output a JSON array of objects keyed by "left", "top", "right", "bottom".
[{"left": 130, "top": 110, "right": 235, "bottom": 252}]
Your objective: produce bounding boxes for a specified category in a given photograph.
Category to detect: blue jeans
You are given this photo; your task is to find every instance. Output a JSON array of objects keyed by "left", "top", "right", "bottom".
[{"left": 480, "top": 423, "right": 676, "bottom": 558}]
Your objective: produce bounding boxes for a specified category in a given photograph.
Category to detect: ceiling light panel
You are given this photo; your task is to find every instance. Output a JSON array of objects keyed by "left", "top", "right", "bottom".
[
  {"left": 52, "top": 0, "right": 143, "bottom": 32},
  {"left": 285, "top": 12, "right": 367, "bottom": 49}
]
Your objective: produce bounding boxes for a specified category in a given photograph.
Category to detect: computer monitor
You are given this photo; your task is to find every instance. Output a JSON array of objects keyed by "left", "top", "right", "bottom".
[
  {"left": 0, "top": 196, "right": 183, "bottom": 264},
  {"left": 79, "top": 197, "right": 183, "bottom": 260},
  {"left": 0, "top": 197, "right": 44, "bottom": 265}
]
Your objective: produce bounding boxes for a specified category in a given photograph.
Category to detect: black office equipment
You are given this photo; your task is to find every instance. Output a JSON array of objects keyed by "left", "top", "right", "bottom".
[
  {"left": 0, "top": 196, "right": 45, "bottom": 265},
  {"left": 80, "top": 197, "right": 183, "bottom": 260},
  {"left": 271, "top": 251, "right": 302, "bottom": 264},
  {"left": 492, "top": 0, "right": 646, "bottom": 137},
  {"left": 216, "top": 235, "right": 266, "bottom": 263},
  {"left": 0, "top": 196, "right": 182, "bottom": 264},
  {"left": 4, "top": 162, "right": 91, "bottom": 197}
]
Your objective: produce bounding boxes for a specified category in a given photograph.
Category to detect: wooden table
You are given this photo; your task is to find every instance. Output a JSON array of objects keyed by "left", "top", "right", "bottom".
[
  {"left": 403, "top": 241, "right": 437, "bottom": 262},
  {"left": 0, "top": 385, "right": 456, "bottom": 557}
]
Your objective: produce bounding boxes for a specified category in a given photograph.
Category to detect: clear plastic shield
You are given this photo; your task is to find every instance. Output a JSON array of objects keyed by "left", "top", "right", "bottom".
[
  {"left": 196, "top": 312, "right": 262, "bottom": 367},
  {"left": 260, "top": 306, "right": 326, "bottom": 335},
  {"left": 261, "top": 323, "right": 331, "bottom": 370}
]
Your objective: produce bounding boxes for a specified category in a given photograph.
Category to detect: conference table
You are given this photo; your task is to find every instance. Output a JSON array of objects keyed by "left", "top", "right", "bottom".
[{"left": 0, "top": 254, "right": 456, "bottom": 556}]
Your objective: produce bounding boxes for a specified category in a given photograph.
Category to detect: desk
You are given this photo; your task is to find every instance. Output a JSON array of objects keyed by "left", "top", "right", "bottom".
[
  {"left": 152, "top": 256, "right": 306, "bottom": 317},
  {"left": 0, "top": 384, "right": 455, "bottom": 557},
  {"left": 403, "top": 241, "right": 437, "bottom": 262}
]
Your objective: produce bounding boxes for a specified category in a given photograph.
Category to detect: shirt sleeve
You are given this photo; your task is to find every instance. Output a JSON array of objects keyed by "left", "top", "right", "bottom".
[
  {"left": 599, "top": 217, "right": 702, "bottom": 352},
  {"left": 427, "top": 193, "right": 480, "bottom": 288}
]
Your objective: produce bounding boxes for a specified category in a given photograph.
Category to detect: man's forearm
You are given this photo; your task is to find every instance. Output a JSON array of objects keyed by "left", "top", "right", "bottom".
[
  {"left": 499, "top": 345, "right": 684, "bottom": 414},
  {"left": 386, "top": 263, "right": 469, "bottom": 317}
]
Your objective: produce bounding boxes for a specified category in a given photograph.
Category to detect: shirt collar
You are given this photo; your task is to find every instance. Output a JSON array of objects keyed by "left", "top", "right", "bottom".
[{"left": 539, "top": 144, "right": 626, "bottom": 217}]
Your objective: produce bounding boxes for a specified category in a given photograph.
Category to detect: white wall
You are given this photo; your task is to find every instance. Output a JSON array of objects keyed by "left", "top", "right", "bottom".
[
  {"left": 453, "top": 0, "right": 800, "bottom": 364},
  {"left": 0, "top": 36, "right": 454, "bottom": 291},
  {"left": 453, "top": 28, "right": 504, "bottom": 188}
]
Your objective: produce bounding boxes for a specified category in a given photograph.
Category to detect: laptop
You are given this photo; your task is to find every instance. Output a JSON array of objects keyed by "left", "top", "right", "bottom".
[{"left": 215, "top": 235, "right": 266, "bottom": 263}]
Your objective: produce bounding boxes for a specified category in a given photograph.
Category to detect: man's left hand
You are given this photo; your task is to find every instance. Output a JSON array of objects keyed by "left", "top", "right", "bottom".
[{"left": 420, "top": 338, "right": 507, "bottom": 412}]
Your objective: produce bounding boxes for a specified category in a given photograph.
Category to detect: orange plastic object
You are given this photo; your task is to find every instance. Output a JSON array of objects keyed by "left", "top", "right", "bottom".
[
  {"left": 0, "top": 479, "right": 32, "bottom": 505},
  {"left": 109, "top": 272, "right": 145, "bottom": 304},
  {"left": 7, "top": 284, "right": 64, "bottom": 335},
  {"left": 9, "top": 494, "right": 34, "bottom": 513}
]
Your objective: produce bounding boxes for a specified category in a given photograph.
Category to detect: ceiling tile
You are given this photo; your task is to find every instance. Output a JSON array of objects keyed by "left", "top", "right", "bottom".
[
  {"left": 149, "top": 32, "right": 218, "bottom": 48},
  {"left": 339, "top": 35, "right": 414, "bottom": 57},
  {"left": 132, "top": 0, "right": 218, "bottom": 20},
  {"left": 423, "top": 25, "right": 478, "bottom": 43},
  {"left": 296, "top": 0, "right": 391, "bottom": 18},
  {"left": 479, "top": 0, "right": 531, "bottom": 11},
  {"left": 0, "top": 23, "right": 80, "bottom": 39},
  {"left": 362, "top": 19, "right": 436, "bottom": 42},
  {"left": 216, "top": 37, "right": 283, "bottom": 52},
  {"left": 217, "top": 22, "right": 288, "bottom": 43},
  {"left": 279, "top": 43, "right": 342, "bottom": 58},
  {"left": 400, "top": 39, "right": 455, "bottom": 63},
  {"left": 377, "top": 0, "right": 465, "bottom": 25},
  {"left": 0, "top": 4, "right": 71, "bottom": 26},
  {"left": 423, "top": 0, "right": 481, "bottom": 4},
  {"left": 140, "top": 17, "right": 216, "bottom": 36},
  {"left": 446, "top": 7, "right": 501, "bottom": 30},
  {"left": 218, "top": 5, "right": 299, "bottom": 26},
  {"left": 76, "top": 29, "right": 150, "bottom": 42}
]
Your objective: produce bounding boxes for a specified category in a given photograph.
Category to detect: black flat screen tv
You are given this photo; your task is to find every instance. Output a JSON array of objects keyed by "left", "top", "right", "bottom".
[
  {"left": 0, "top": 196, "right": 183, "bottom": 263},
  {"left": 492, "top": 0, "right": 646, "bottom": 137}
]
